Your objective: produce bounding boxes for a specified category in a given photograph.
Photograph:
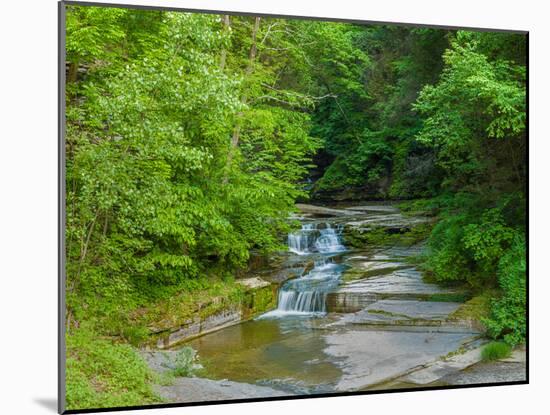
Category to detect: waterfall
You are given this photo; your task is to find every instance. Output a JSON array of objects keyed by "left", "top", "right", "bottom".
[
  {"left": 287, "top": 223, "right": 315, "bottom": 255},
  {"left": 265, "top": 259, "right": 343, "bottom": 316},
  {"left": 261, "top": 222, "right": 346, "bottom": 318},
  {"left": 287, "top": 223, "right": 345, "bottom": 255},
  {"left": 277, "top": 290, "right": 328, "bottom": 313},
  {"left": 315, "top": 224, "right": 346, "bottom": 253}
]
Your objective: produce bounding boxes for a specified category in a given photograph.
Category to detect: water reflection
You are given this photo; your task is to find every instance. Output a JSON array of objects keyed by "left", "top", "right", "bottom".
[{"left": 183, "top": 317, "right": 342, "bottom": 394}]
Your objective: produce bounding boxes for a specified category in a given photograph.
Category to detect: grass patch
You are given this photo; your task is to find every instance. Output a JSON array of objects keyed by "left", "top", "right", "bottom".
[
  {"left": 65, "top": 328, "right": 161, "bottom": 410},
  {"left": 344, "top": 222, "right": 433, "bottom": 249},
  {"left": 449, "top": 293, "right": 493, "bottom": 323},
  {"left": 481, "top": 341, "right": 512, "bottom": 362},
  {"left": 426, "top": 293, "right": 470, "bottom": 303},
  {"left": 443, "top": 346, "right": 467, "bottom": 360},
  {"left": 367, "top": 309, "right": 411, "bottom": 319}
]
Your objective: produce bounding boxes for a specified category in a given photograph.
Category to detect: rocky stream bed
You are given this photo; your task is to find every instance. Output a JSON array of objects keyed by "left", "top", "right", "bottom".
[{"left": 144, "top": 203, "right": 526, "bottom": 403}]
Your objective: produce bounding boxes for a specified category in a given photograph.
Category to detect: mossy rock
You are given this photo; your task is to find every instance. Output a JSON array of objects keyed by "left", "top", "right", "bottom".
[
  {"left": 343, "top": 222, "right": 433, "bottom": 249},
  {"left": 448, "top": 293, "right": 492, "bottom": 330},
  {"left": 241, "top": 284, "right": 277, "bottom": 319}
]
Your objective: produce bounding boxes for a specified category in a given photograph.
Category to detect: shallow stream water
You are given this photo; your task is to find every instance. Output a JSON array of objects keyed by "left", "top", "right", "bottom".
[
  {"left": 185, "top": 219, "right": 349, "bottom": 393},
  {"left": 179, "top": 205, "right": 480, "bottom": 394}
]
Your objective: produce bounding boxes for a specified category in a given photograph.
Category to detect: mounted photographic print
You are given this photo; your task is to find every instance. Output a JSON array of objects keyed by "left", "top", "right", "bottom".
[{"left": 58, "top": 1, "right": 528, "bottom": 413}]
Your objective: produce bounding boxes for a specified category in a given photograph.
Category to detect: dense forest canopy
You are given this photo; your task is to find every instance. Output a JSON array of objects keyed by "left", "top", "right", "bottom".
[{"left": 64, "top": 4, "right": 526, "bottom": 408}]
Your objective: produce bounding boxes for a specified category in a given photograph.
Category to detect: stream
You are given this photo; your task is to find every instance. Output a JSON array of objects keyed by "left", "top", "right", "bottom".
[
  {"left": 263, "top": 222, "right": 346, "bottom": 317},
  {"left": 176, "top": 204, "right": 484, "bottom": 396}
]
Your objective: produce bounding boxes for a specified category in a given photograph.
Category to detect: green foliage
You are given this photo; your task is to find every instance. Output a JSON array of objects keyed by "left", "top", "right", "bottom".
[
  {"left": 414, "top": 31, "right": 526, "bottom": 190},
  {"left": 64, "top": 6, "right": 527, "bottom": 408},
  {"left": 483, "top": 235, "right": 527, "bottom": 346},
  {"left": 463, "top": 209, "right": 515, "bottom": 274},
  {"left": 312, "top": 27, "right": 449, "bottom": 197},
  {"left": 426, "top": 201, "right": 520, "bottom": 285},
  {"left": 422, "top": 193, "right": 525, "bottom": 346},
  {"left": 425, "top": 212, "right": 472, "bottom": 283},
  {"left": 316, "top": 131, "right": 393, "bottom": 192},
  {"left": 66, "top": 8, "right": 321, "bottom": 335},
  {"left": 122, "top": 325, "right": 150, "bottom": 347},
  {"left": 167, "top": 347, "right": 200, "bottom": 377},
  {"left": 65, "top": 328, "right": 160, "bottom": 410},
  {"left": 427, "top": 293, "right": 470, "bottom": 303},
  {"left": 414, "top": 32, "right": 526, "bottom": 345},
  {"left": 481, "top": 341, "right": 512, "bottom": 362},
  {"left": 66, "top": 6, "right": 127, "bottom": 64},
  {"left": 449, "top": 293, "right": 492, "bottom": 322}
]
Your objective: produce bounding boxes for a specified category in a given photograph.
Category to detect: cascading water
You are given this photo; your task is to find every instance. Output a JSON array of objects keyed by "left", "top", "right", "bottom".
[
  {"left": 288, "top": 223, "right": 316, "bottom": 255},
  {"left": 262, "top": 222, "right": 347, "bottom": 318},
  {"left": 315, "top": 224, "right": 346, "bottom": 253},
  {"left": 287, "top": 223, "right": 345, "bottom": 255}
]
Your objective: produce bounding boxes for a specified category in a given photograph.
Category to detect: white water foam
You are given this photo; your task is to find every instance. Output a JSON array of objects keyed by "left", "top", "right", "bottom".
[{"left": 261, "top": 222, "right": 347, "bottom": 318}]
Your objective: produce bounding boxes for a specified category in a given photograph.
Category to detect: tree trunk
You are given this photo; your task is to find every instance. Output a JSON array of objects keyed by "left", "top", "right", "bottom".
[
  {"left": 246, "top": 17, "right": 261, "bottom": 76},
  {"left": 68, "top": 61, "right": 79, "bottom": 83},
  {"left": 219, "top": 15, "right": 231, "bottom": 71}
]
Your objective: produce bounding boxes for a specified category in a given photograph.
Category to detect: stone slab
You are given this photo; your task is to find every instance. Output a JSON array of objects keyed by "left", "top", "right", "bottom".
[
  {"left": 323, "top": 328, "right": 478, "bottom": 391},
  {"left": 338, "top": 269, "right": 455, "bottom": 296},
  {"left": 335, "top": 299, "right": 462, "bottom": 326},
  {"left": 500, "top": 347, "right": 527, "bottom": 363},
  {"left": 400, "top": 346, "right": 485, "bottom": 385},
  {"left": 440, "top": 361, "right": 526, "bottom": 385},
  {"left": 345, "top": 214, "right": 430, "bottom": 229},
  {"left": 343, "top": 205, "right": 400, "bottom": 214},
  {"left": 364, "top": 299, "right": 462, "bottom": 320},
  {"left": 155, "top": 377, "right": 292, "bottom": 403},
  {"left": 296, "top": 204, "right": 361, "bottom": 217}
]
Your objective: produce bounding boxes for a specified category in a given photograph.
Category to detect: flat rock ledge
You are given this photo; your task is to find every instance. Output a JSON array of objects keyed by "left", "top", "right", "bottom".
[
  {"left": 324, "top": 326, "right": 481, "bottom": 391},
  {"left": 295, "top": 203, "right": 362, "bottom": 217},
  {"left": 366, "top": 344, "right": 526, "bottom": 389},
  {"left": 337, "top": 299, "right": 463, "bottom": 326},
  {"left": 142, "top": 351, "right": 293, "bottom": 403},
  {"left": 154, "top": 377, "right": 293, "bottom": 403},
  {"left": 399, "top": 343, "right": 487, "bottom": 385},
  {"left": 437, "top": 347, "right": 526, "bottom": 386}
]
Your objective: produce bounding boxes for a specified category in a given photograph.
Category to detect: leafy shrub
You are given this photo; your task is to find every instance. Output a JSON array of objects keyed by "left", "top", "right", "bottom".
[
  {"left": 161, "top": 347, "right": 200, "bottom": 377},
  {"left": 425, "top": 213, "right": 471, "bottom": 283},
  {"left": 481, "top": 341, "right": 512, "bottom": 361},
  {"left": 463, "top": 209, "right": 514, "bottom": 275},
  {"left": 425, "top": 205, "right": 516, "bottom": 288},
  {"left": 122, "top": 325, "right": 150, "bottom": 347},
  {"left": 65, "top": 328, "right": 159, "bottom": 410},
  {"left": 173, "top": 347, "right": 198, "bottom": 376},
  {"left": 484, "top": 234, "right": 526, "bottom": 346},
  {"left": 422, "top": 196, "right": 526, "bottom": 346}
]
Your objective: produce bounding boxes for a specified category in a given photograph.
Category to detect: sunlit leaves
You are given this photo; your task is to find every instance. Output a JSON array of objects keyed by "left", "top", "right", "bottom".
[
  {"left": 415, "top": 32, "right": 526, "bottom": 144},
  {"left": 66, "top": 5, "right": 127, "bottom": 63},
  {"left": 65, "top": 8, "right": 323, "bottom": 328}
]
